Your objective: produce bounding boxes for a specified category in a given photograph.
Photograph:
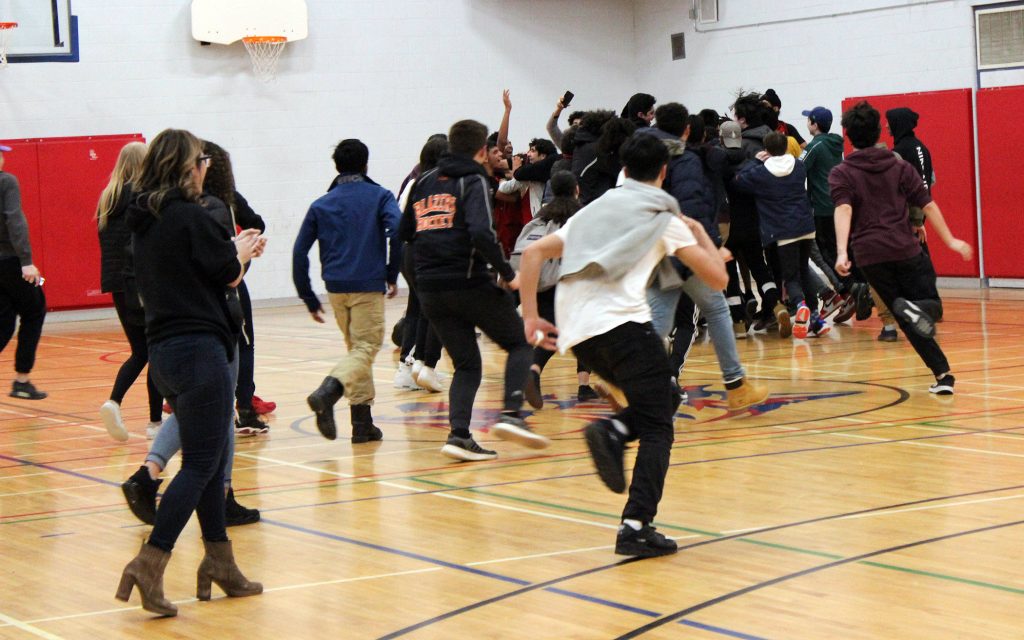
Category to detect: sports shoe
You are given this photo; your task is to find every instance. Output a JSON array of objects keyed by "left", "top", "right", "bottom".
[
  {"left": 577, "top": 384, "right": 599, "bottom": 402},
  {"left": 250, "top": 395, "right": 276, "bottom": 415},
  {"left": 524, "top": 370, "right": 543, "bottom": 409},
  {"left": 750, "top": 314, "right": 776, "bottom": 334},
  {"left": 808, "top": 311, "right": 830, "bottom": 338},
  {"left": 745, "top": 297, "right": 760, "bottom": 324},
  {"left": 855, "top": 284, "right": 875, "bottom": 321},
  {"left": 833, "top": 292, "right": 857, "bottom": 324},
  {"left": 146, "top": 421, "right": 162, "bottom": 440},
  {"left": 415, "top": 365, "right": 444, "bottom": 393},
  {"left": 792, "top": 303, "right": 810, "bottom": 339},
  {"left": 100, "top": 400, "right": 129, "bottom": 442},
  {"left": 411, "top": 359, "right": 424, "bottom": 381},
  {"left": 235, "top": 408, "right": 269, "bottom": 436},
  {"left": 892, "top": 298, "right": 935, "bottom": 338},
  {"left": 584, "top": 419, "right": 627, "bottom": 493},
  {"left": 878, "top": 327, "right": 899, "bottom": 342},
  {"left": 121, "top": 466, "right": 161, "bottom": 525},
  {"left": 10, "top": 380, "right": 46, "bottom": 400},
  {"left": 732, "top": 320, "right": 748, "bottom": 340},
  {"left": 492, "top": 414, "right": 549, "bottom": 449},
  {"left": 225, "top": 487, "right": 260, "bottom": 527},
  {"left": 162, "top": 401, "right": 173, "bottom": 415},
  {"left": 929, "top": 374, "right": 955, "bottom": 395},
  {"left": 819, "top": 290, "right": 844, "bottom": 319},
  {"left": 726, "top": 379, "right": 770, "bottom": 411},
  {"left": 441, "top": 434, "right": 498, "bottom": 461},
  {"left": 393, "top": 362, "right": 421, "bottom": 390},
  {"left": 775, "top": 303, "right": 792, "bottom": 339},
  {"left": 615, "top": 523, "right": 678, "bottom": 557}
]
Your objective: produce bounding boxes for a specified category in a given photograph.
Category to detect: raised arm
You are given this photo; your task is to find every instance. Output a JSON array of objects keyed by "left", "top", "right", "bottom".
[
  {"left": 497, "top": 89, "right": 512, "bottom": 151},
  {"left": 546, "top": 97, "right": 565, "bottom": 149}
]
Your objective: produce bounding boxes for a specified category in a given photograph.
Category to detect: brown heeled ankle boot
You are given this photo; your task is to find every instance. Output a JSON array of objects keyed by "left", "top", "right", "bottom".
[
  {"left": 115, "top": 542, "right": 177, "bottom": 617},
  {"left": 196, "top": 539, "right": 263, "bottom": 601}
]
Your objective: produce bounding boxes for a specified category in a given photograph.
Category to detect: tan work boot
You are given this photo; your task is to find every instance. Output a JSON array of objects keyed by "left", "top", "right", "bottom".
[{"left": 727, "top": 379, "right": 770, "bottom": 412}]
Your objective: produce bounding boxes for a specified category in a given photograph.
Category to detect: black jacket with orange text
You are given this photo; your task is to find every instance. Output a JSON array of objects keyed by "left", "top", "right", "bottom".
[{"left": 399, "top": 153, "right": 515, "bottom": 291}]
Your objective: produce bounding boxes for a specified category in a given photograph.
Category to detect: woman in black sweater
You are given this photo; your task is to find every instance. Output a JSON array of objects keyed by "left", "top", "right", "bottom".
[
  {"left": 114, "top": 129, "right": 264, "bottom": 617},
  {"left": 97, "top": 141, "right": 164, "bottom": 441}
]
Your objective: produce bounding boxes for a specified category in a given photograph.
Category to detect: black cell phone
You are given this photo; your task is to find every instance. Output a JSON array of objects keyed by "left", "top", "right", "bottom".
[{"left": 562, "top": 90, "right": 574, "bottom": 108}]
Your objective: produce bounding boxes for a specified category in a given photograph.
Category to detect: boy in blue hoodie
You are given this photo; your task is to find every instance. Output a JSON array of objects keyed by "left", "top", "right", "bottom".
[
  {"left": 294, "top": 139, "right": 402, "bottom": 443},
  {"left": 734, "top": 132, "right": 828, "bottom": 339}
]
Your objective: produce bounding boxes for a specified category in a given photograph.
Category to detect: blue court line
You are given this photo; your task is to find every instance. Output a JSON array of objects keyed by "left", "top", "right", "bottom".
[{"left": 680, "top": 620, "right": 769, "bottom": 640}]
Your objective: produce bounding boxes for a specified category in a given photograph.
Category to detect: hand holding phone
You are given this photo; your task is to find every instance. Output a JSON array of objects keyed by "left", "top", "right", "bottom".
[{"left": 561, "top": 90, "right": 574, "bottom": 108}]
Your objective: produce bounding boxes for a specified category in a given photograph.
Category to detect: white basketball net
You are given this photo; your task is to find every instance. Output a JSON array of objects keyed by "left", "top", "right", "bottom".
[
  {"left": 243, "top": 36, "right": 286, "bottom": 83},
  {"left": 0, "top": 24, "right": 17, "bottom": 67}
]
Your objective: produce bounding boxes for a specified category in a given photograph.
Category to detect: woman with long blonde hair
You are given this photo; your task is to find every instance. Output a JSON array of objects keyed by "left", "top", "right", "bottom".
[
  {"left": 97, "top": 141, "right": 164, "bottom": 442},
  {"left": 114, "top": 128, "right": 264, "bottom": 616}
]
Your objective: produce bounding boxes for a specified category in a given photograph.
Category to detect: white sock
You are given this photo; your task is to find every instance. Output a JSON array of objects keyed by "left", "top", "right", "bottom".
[
  {"left": 610, "top": 418, "right": 629, "bottom": 437},
  {"left": 622, "top": 519, "right": 643, "bottom": 531},
  {"left": 884, "top": 323, "right": 897, "bottom": 331}
]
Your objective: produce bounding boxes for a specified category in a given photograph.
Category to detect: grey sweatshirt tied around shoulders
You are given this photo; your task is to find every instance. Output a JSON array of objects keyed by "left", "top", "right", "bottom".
[{"left": 558, "top": 178, "right": 682, "bottom": 289}]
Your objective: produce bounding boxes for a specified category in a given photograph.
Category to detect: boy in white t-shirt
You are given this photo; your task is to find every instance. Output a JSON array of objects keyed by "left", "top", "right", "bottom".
[{"left": 517, "top": 134, "right": 728, "bottom": 558}]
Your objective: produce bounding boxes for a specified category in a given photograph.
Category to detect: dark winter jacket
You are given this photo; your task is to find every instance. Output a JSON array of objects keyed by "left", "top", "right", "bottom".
[
  {"left": 571, "top": 130, "right": 620, "bottom": 205},
  {"left": 126, "top": 189, "right": 243, "bottom": 356},
  {"left": 733, "top": 154, "right": 815, "bottom": 247},
  {"left": 800, "top": 133, "right": 844, "bottom": 217},
  {"left": 98, "top": 185, "right": 134, "bottom": 293},
  {"left": 828, "top": 146, "right": 932, "bottom": 267},
  {"left": 740, "top": 124, "right": 771, "bottom": 159},
  {"left": 293, "top": 173, "right": 402, "bottom": 311},
  {"left": 722, "top": 147, "right": 760, "bottom": 245},
  {"left": 399, "top": 153, "right": 514, "bottom": 291}
]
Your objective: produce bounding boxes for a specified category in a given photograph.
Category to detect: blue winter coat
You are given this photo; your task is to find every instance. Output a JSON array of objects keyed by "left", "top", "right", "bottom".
[{"left": 733, "top": 155, "right": 815, "bottom": 247}]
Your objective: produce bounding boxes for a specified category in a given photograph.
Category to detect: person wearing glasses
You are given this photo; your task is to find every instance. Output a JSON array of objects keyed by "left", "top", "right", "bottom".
[
  {"left": 114, "top": 129, "right": 263, "bottom": 617},
  {"left": 0, "top": 143, "right": 48, "bottom": 400}
]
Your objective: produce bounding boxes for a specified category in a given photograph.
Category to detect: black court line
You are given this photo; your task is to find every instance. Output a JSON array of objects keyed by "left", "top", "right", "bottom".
[
  {"left": 374, "top": 479, "right": 1024, "bottom": 639},
  {"left": 614, "top": 518, "right": 1024, "bottom": 638}
]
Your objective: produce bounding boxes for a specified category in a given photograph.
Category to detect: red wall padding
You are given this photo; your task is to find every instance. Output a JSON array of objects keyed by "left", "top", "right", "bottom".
[
  {"left": 841, "top": 89, "right": 979, "bottom": 277},
  {"left": 976, "top": 86, "right": 1024, "bottom": 279},
  {"left": 0, "top": 134, "right": 144, "bottom": 310}
]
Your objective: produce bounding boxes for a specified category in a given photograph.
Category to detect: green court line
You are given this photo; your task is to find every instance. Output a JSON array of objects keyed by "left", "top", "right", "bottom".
[{"left": 407, "top": 476, "right": 1024, "bottom": 598}]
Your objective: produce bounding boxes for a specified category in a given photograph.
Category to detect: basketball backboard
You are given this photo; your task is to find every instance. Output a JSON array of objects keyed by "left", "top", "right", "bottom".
[
  {"left": 0, "top": 0, "right": 77, "bottom": 62},
  {"left": 191, "top": 0, "right": 308, "bottom": 46}
]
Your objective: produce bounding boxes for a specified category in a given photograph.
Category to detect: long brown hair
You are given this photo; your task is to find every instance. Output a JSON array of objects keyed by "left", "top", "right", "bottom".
[
  {"left": 136, "top": 129, "right": 204, "bottom": 216},
  {"left": 96, "top": 141, "right": 146, "bottom": 230},
  {"left": 201, "top": 140, "right": 236, "bottom": 212}
]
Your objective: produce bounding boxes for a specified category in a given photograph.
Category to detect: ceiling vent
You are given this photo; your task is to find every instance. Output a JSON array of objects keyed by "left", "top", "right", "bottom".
[{"left": 698, "top": 0, "right": 719, "bottom": 24}]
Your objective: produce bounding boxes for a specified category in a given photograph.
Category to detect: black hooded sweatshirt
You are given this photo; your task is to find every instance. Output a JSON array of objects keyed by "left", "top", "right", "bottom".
[
  {"left": 399, "top": 153, "right": 514, "bottom": 291},
  {"left": 886, "top": 108, "right": 933, "bottom": 191},
  {"left": 126, "top": 189, "right": 242, "bottom": 356}
]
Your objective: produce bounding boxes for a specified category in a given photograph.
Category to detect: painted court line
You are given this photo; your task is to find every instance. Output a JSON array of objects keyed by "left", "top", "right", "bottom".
[{"left": 0, "top": 611, "right": 64, "bottom": 639}]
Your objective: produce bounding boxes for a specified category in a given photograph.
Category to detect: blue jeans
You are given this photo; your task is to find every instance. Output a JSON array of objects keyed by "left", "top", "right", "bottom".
[
  {"left": 647, "top": 278, "right": 745, "bottom": 382},
  {"left": 147, "top": 334, "right": 233, "bottom": 552},
  {"left": 147, "top": 344, "right": 238, "bottom": 484}
]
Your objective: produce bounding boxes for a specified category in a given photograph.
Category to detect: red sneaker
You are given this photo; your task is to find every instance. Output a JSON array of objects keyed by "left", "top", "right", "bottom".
[
  {"left": 162, "top": 402, "right": 173, "bottom": 414},
  {"left": 251, "top": 395, "right": 277, "bottom": 415},
  {"left": 792, "top": 304, "right": 810, "bottom": 340}
]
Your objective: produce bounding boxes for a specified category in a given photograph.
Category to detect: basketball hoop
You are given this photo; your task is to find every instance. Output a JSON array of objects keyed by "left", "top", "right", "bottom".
[
  {"left": 0, "top": 23, "right": 17, "bottom": 67},
  {"left": 242, "top": 35, "right": 286, "bottom": 82}
]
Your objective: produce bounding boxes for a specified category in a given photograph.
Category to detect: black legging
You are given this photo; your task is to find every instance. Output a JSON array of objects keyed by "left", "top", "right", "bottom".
[
  {"left": 109, "top": 290, "right": 162, "bottom": 423},
  {"left": 0, "top": 256, "right": 46, "bottom": 375}
]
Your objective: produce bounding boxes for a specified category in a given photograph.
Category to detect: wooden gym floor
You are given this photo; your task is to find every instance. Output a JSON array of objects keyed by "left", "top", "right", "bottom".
[{"left": 1, "top": 288, "right": 1023, "bottom": 639}]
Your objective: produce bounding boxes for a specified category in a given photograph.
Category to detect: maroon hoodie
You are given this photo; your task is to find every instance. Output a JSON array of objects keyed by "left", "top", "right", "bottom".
[{"left": 828, "top": 146, "right": 931, "bottom": 267}]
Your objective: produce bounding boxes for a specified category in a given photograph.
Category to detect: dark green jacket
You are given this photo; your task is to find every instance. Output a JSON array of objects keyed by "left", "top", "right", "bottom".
[{"left": 800, "top": 133, "right": 843, "bottom": 217}]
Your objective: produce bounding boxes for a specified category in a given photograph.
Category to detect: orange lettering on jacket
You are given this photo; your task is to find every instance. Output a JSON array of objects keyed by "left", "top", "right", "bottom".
[{"left": 413, "top": 194, "right": 457, "bottom": 232}]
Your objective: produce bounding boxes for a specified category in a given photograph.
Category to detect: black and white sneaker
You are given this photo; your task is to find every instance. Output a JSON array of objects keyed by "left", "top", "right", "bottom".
[
  {"left": 929, "top": 374, "right": 955, "bottom": 395},
  {"left": 615, "top": 523, "right": 678, "bottom": 557},
  {"left": 10, "top": 380, "right": 46, "bottom": 400},
  {"left": 893, "top": 298, "right": 935, "bottom": 338},
  {"left": 441, "top": 435, "right": 498, "bottom": 461},
  {"left": 584, "top": 419, "right": 626, "bottom": 493},
  {"left": 492, "top": 415, "right": 549, "bottom": 449}
]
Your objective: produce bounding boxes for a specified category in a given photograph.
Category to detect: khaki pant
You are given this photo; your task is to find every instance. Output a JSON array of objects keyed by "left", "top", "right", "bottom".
[
  {"left": 327, "top": 292, "right": 384, "bottom": 405},
  {"left": 869, "top": 286, "right": 894, "bottom": 324}
]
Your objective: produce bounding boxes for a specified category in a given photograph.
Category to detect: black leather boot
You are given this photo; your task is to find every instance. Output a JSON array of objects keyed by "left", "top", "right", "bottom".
[
  {"left": 306, "top": 376, "right": 344, "bottom": 440},
  {"left": 350, "top": 404, "right": 382, "bottom": 444}
]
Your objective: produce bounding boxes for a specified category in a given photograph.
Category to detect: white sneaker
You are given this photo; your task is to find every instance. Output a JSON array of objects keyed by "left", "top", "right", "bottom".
[
  {"left": 146, "top": 421, "right": 162, "bottom": 440},
  {"left": 100, "top": 400, "right": 128, "bottom": 442},
  {"left": 393, "top": 362, "right": 422, "bottom": 390},
  {"left": 411, "top": 359, "right": 424, "bottom": 380},
  {"left": 416, "top": 366, "right": 444, "bottom": 392}
]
